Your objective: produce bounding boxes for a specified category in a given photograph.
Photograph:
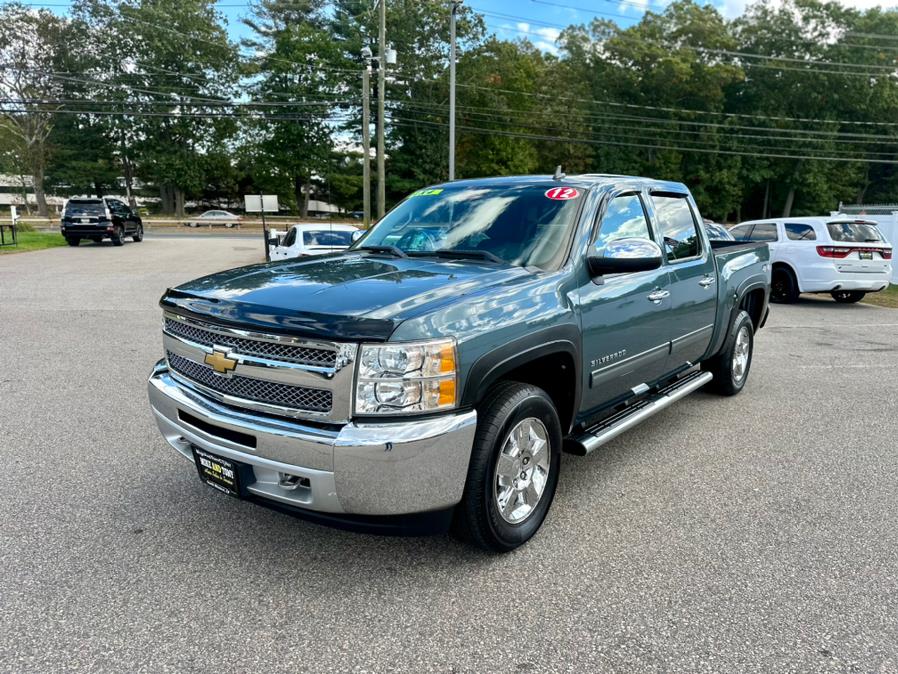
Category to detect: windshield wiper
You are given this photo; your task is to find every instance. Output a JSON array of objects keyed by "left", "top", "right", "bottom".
[
  {"left": 355, "top": 244, "right": 407, "bottom": 258},
  {"left": 421, "top": 249, "right": 504, "bottom": 263}
]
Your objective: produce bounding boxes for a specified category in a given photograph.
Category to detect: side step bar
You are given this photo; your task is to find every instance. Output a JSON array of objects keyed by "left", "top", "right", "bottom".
[{"left": 565, "top": 370, "right": 713, "bottom": 456}]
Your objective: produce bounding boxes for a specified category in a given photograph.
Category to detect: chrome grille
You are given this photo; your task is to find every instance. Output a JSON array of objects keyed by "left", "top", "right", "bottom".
[
  {"left": 164, "top": 317, "right": 336, "bottom": 367},
  {"left": 167, "top": 351, "right": 333, "bottom": 413}
]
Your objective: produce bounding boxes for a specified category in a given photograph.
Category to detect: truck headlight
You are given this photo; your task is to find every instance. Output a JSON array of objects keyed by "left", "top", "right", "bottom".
[{"left": 355, "top": 338, "right": 457, "bottom": 415}]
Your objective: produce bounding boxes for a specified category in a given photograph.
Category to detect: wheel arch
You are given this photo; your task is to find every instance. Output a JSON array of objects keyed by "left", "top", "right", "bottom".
[
  {"left": 771, "top": 260, "right": 801, "bottom": 291},
  {"left": 462, "top": 326, "right": 581, "bottom": 435}
]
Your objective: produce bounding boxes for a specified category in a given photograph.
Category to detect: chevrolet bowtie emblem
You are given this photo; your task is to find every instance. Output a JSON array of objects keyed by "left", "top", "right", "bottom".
[{"left": 204, "top": 348, "right": 238, "bottom": 375}]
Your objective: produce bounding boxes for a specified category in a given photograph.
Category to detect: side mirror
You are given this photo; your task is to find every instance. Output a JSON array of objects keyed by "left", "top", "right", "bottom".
[
  {"left": 351, "top": 229, "right": 365, "bottom": 242},
  {"left": 587, "top": 237, "right": 663, "bottom": 277},
  {"left": 268, "top": 235, "right": 281, "bottom": 247}
]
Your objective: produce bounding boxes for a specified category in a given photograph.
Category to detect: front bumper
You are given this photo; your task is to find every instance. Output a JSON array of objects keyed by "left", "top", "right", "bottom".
[{"left": 147, "top": 360, "right": 477, "bottom": 518}]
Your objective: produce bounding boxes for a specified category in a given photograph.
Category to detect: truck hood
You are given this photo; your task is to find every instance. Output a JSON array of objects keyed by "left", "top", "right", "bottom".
[{"left": 160, "top": 253, "right": 533, "bottom": 341}]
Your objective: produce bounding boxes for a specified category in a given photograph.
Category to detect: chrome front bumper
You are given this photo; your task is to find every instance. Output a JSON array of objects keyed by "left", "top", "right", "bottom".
[{"left": 147, "top": 360, "right": 477, "bottom": 516}]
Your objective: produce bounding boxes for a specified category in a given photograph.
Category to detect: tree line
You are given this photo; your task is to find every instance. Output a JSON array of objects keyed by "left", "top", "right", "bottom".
[{"left": 1, "top": 0, "right": 897, "bottom": 222}]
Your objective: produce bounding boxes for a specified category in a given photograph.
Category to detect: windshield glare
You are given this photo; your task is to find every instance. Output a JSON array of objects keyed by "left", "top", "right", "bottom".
[
  {"left": 355, "top": 184, "right": 583, "bottom": 268},
  {"left": 304, "top": 230, "right": 354, "bottom": 246}
]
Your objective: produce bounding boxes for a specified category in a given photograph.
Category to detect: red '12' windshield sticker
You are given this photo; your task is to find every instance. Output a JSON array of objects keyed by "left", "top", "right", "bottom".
[{"left": 545, "top": 187, "right": 580, "bottom": 200}]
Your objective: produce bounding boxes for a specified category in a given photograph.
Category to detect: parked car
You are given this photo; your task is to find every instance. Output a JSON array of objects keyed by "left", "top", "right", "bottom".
[
  {"left": 269, "top": 224, "right": 361, "bottom": 260},
  {"left": 730, "top": 217, "right": 892, "bottom": 303},
  {"left": 703, "top": 220, "right": 735, "bottom": 241},
  {"left": 148, "top": 174, "right": 770, "bottom": 551},
  {"left": 60, "top": 197, "right": 143, "bottom": 247},
  {"left": 184, "top": 210, "right": 241, "bottom": 228}
]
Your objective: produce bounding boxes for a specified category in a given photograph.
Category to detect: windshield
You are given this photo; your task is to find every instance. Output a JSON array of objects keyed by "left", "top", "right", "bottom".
[
  {"left": 354, "top": 183, "right": 584, "bottom": 268},
  {"left": 304, "top": 230, "right": 354, "bottom": 246},
  {"left": 827, "top": 221, "right": 883, "bottom": 242},
  {"left": 65, "top": 201, "right": 105, "bottom": 217}
]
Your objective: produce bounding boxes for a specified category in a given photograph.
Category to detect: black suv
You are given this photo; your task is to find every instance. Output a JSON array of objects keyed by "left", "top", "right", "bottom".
[{"left": 60, "top": 197, "right": 143, "bottom": 247}]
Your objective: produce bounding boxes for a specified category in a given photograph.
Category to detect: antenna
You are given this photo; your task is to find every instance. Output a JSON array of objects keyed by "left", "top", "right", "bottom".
[{"left": 553, "top": 165, "right": 566, "bottom": 181}]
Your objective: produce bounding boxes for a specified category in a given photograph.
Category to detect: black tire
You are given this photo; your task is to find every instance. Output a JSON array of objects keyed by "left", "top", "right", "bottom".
[
  {"left": 702, "top": 309, "right": 754, "bottom": 396},
  {"left": 452, "top": 382, "right": 562, "bottom": 552},
  {"left": 111, "top": 225, "right": 125, "bottom": 246},
  {"left": 831, "top": 290, "right": 865, "bottom": 303},
  {"left": 132, "top": 223, "right": 144, "bottom": 242},
  {"left": 65, "top": 237, "right": 80, "bottom": 247},
  {"left": 771, "top": 266, "right": 799, "bottom": 303}
]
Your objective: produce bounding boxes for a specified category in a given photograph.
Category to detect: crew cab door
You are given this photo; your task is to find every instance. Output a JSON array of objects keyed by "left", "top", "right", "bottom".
[
  {"left": 577, "top": 191, "right": 672, "bottom": 414},
  {"left": 648, "top": 193, "right": 716, "bottom": 368}
]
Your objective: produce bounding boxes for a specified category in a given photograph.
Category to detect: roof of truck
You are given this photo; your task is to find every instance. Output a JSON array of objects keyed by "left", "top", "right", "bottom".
[{"left": 430, "top": 174, "right": 689, "bottom": 193}]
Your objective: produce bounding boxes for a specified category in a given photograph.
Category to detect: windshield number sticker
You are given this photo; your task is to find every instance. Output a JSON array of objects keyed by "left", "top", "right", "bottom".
[
  {"left": 545, "top": 187, "right": 580, "bottom": 201},
  {"left": 410, "top": 188, "right": 444, "bottom": 197}
]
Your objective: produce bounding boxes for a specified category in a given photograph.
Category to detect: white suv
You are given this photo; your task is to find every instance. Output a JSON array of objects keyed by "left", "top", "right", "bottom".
[{"left": 730, "top": 217, "right": 892, "bottom": 303}]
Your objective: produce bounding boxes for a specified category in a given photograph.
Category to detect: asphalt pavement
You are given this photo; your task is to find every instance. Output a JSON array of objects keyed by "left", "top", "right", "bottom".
[{"left": 2, "top": 236, "right": 897, "bottom": 673}]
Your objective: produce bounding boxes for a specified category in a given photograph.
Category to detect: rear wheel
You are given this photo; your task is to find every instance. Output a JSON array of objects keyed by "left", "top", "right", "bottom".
[
  {"left": 66, "top": 237, "right": 80, "bottom": 247},
  {"left": 452, "top": 382, "right": 562, "bottom": 552},
  {"left": 132, "top": 223, "right": 144, "bottom": 242},
  {"left": 702, "top": 310, "right": 754, "bottom": 396},
  {"left": 771, "top": 267, "right": 799, "bottom": 303},
  {"left": 831, "top": 290, "right": 865, "bottom": 303},
  {"left": 111, "top": 225, "right": 125, "bottom": 246}
]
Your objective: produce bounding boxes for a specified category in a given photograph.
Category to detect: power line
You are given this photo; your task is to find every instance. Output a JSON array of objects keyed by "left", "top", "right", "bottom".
[{"left": 392, "top": 117, "right": 898, "bottom": 165}]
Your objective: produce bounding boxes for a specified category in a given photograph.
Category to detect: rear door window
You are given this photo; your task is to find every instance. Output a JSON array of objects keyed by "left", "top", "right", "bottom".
[
  {"left": 651, "top": 194, "right": 702, "bottom": 261},
  {"left": 827, "top": 222, "right": 883, "bottom": 243},
  {"left": 748, "top": 223, "right": 778, "bottom": 242},
  {"left": 728, "top": 225, "right": 753, "bottom": 241},
  {"left": 785, "top": 223, "right": 816, "bottom": 241}
]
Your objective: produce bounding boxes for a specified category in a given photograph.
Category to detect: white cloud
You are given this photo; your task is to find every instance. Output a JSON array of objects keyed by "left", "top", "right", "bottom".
[
  {"left": 718, "top": 0, "right": 898, "bottom": 19},
  {"left": 509, "top": 22, "right": 562, "bottom": 54}
]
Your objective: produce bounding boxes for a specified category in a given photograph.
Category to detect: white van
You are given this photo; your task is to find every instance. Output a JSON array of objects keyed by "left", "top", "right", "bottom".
[{"left": 730, "top": 217, "right": 892, "bottom": 303}]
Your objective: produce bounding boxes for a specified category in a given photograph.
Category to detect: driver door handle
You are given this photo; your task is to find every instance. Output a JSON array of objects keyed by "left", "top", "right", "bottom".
[
  {"left": 647, "top": 289, "right": 670, "bottom": 303},
  {"left": 699, "top": 275, "right": 715, "bottom": 288}
]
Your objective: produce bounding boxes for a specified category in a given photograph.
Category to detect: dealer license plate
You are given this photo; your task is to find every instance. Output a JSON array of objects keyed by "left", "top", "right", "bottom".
[
  {"left": 80, "top": 218, "right": 90, "bottom": 224},
  {"left": 192, "top": 447, "right": 239, "bottom": 497},
  {"left": 859, "top": 251, "right": 873, "bottom": 260}
]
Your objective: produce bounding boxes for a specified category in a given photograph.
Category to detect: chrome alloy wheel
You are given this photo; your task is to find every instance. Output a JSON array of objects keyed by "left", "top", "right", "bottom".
[
  {"left": 493, "top": 417, "right": 551, "bottom": 524},
  {"left": 732, "top": 325, "right": 751, "bottom": 383}
]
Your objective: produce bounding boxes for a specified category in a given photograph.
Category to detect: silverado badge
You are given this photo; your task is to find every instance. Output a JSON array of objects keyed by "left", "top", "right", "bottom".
[{"left": 204, "top": 348, "right": 238, "bottom": 376}]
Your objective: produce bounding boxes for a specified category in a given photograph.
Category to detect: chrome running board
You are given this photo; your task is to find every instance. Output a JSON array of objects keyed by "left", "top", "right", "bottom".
[{"left": 566, "top": 370, "right": 713, "bottom": 456}]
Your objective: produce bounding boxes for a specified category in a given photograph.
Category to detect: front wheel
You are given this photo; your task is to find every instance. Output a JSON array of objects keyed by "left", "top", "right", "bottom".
[
  {"left": 702, "top": 310, "right": 754, "bottom": 396},
  {"left": 452, "top": 382, "right": 562, "bottom": 552},
  {"left": 831, "top": 290, "right": 865, "bottom": 303},
  {"left": 771, "top": 267, "right": 799, "bottom": 303}
]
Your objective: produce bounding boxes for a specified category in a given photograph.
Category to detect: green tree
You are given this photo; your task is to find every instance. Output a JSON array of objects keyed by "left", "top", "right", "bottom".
[{"left": 0, "top": 3, "right": 69, "bottom": 216}]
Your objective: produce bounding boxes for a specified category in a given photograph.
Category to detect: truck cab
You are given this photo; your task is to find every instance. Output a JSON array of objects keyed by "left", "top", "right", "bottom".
[{"left": 148, "top": 175, "right": 770, "bottom": 551}]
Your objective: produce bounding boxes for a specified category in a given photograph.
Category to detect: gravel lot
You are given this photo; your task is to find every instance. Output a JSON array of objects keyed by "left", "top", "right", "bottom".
[{"left": 2, "top": 237, "right": 897, "bottom": 673}]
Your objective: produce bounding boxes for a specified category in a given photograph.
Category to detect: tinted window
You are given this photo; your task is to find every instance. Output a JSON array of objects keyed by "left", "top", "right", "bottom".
[
  {"left": 729, "top": 225, "right": 752, "bottom": 241},
  {"left": 282, "top": 228, "right": 297, "bottom": 247},
  {"left": 652, "top": 195, "right": 701, "bottom": 261},
  {"left": 748, "top": 223, "right": 778, "bottom": 242},
  {"left": 64, "top": 200, "right": 105, "bottom": 216},
  {"left": 358, "top": 184, "right": 583, "bottom": 269},
  {"left": 785, "top": 223, "right": 816, "bottom": 241},
  {"left": 827, "top": 222, "right": 883, "bottom": 242},
  {"left": 595, "top": 194, "right": 651, "bottom": 246},
  {"left": 303, "top": 230, "right": 354, "bottom": 246}
]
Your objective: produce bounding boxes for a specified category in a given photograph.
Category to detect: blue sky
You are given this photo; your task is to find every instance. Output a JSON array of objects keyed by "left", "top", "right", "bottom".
[{"left": 32, "top": 0, "right": 898, "bottom": 55}]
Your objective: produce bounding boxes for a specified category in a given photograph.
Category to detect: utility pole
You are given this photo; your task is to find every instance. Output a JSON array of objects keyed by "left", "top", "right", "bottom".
[
  {"left": 361, "top": 49, "right": 372, "bottom": 228},
  {"left": 377, "top": 0, "right": 386, "bottom": 219},
  {"left": 449, "top": 0, "right": 462, "bottom": 181}
]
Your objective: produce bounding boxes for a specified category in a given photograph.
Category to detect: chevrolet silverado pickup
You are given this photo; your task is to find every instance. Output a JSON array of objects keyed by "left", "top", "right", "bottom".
[{"left": 147, "top": 174, "right": 771, "bottom": 551}]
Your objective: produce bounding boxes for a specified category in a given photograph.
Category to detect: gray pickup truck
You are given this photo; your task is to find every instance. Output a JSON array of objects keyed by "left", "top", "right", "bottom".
[{"left": 148, "top": 174, "right": 770, "bottom": 551}]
